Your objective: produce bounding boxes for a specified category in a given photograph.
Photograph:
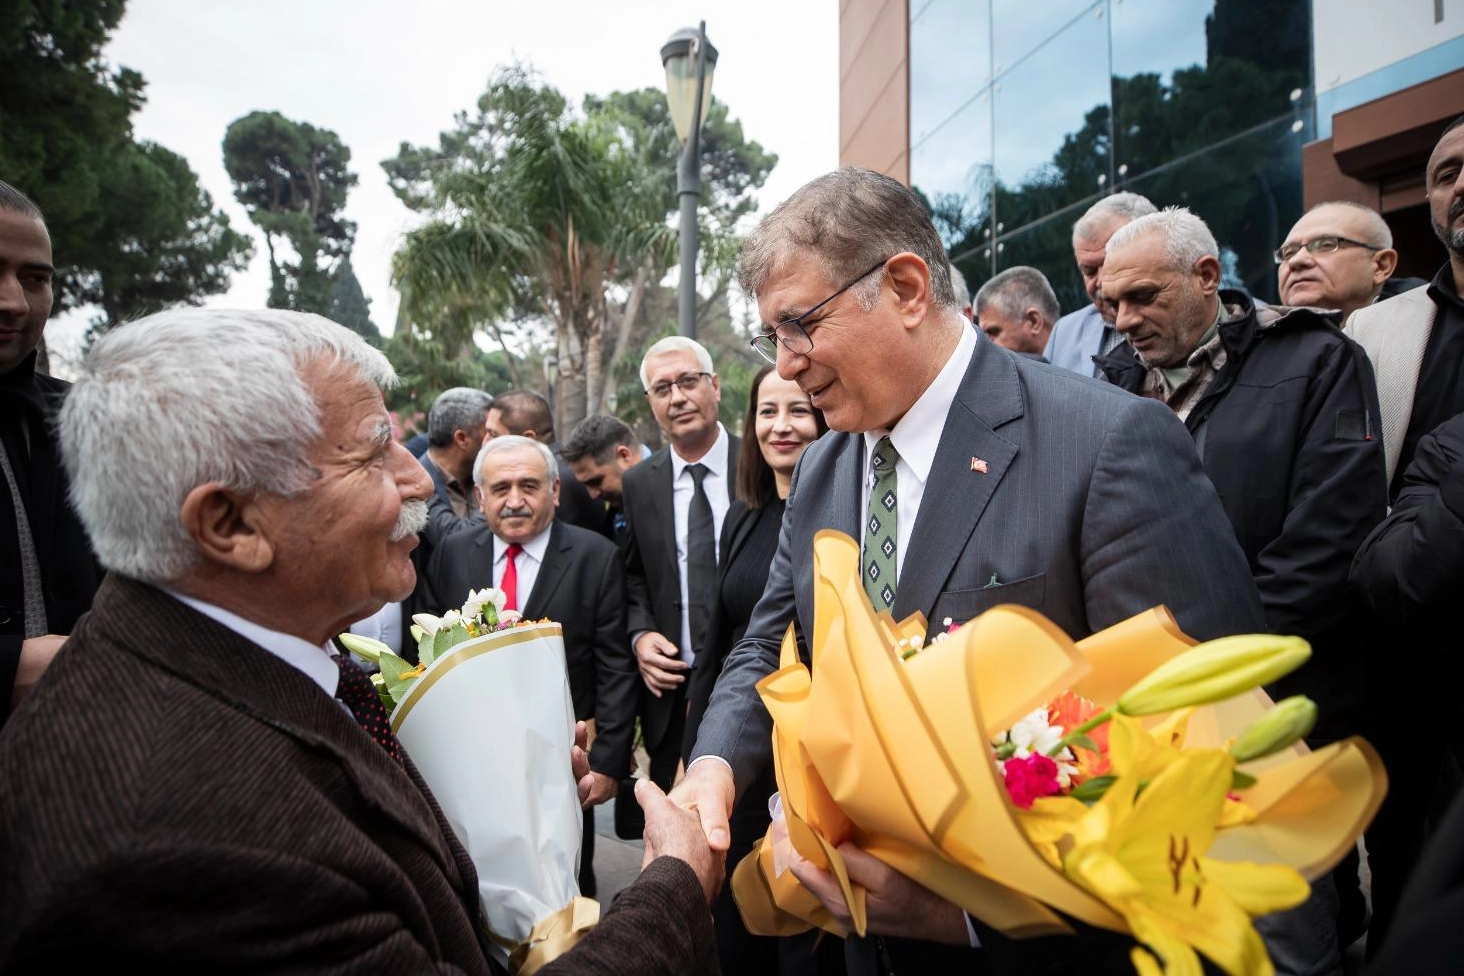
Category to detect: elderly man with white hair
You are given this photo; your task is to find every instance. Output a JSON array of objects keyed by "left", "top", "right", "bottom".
[
  {"left": 1096, "top": 208, "right": 1386, "bottom": 975},
  {"left": 0, "top": 308, "right": 721, "bottom": 974}
]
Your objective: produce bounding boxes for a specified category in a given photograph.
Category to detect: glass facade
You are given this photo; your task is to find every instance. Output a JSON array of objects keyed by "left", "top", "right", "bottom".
[{"left": 909, "top": 0, "right": 1313, "bottom": 311}]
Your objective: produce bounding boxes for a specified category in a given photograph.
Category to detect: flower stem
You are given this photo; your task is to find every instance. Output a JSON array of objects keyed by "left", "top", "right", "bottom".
[{"left": 1047, "top": 707, "right": 1115, "bottom": 757}]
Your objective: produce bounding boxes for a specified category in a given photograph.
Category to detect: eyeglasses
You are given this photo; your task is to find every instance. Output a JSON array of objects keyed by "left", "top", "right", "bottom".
[
  {"left": 748, "top": 259, "right": 888, "bottom": 365},
  {"left": 645, "top": 371, "right": 713, "bottom": 400},
  {"left": 1273, "top": 235, "right": 1383, "bottom": 265}
]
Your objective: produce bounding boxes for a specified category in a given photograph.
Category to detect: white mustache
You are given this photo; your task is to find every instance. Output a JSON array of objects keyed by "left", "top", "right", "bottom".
[
  {"left": 390, "top": 499, "right": 429, "bottom": 541},
  {"left": 499, "top": 506, "right": 533, "bottom": 518}
]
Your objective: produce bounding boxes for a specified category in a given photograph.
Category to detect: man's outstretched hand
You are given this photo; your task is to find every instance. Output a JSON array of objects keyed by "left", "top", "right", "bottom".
[
  {"left": 638, "top": 778, "right": 725, "bottom": 904},
  {"left": 666, "top": 758, "right": 736, "bottom": 854}
]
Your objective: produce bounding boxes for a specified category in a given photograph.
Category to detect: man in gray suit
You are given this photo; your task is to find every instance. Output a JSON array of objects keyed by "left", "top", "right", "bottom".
[{"left": 672, "top": 167, "right": 1265, "bottom": 974}]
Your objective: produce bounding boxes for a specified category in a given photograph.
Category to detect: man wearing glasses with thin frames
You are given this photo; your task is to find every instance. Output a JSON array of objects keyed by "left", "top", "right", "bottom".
[
  {"left": 676, "top": 167, "right": 1264, "bottom": 975},
  {"left": 1276, "top": 201, "right": 1406, "bottom": 324}
]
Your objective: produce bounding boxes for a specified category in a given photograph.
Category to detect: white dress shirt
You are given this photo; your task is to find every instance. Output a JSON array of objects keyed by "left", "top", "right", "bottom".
[
  {"left": 166, "top": 588, "right": 340, "bottom": 698},
  {"left": 493, "top": 525, "right": 552, "bottom": 610},
  {"left": 348, "top": 602, "right": 404, "bottom": 658},
  {"left": 859, "top": 323, "right": 978, "bottom": 581},
  {"left": 669, "top": 422, "right": 731, "bottom": 667}
]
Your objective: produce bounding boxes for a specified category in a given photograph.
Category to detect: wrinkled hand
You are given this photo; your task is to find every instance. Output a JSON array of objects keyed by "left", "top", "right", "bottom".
[
  {"left": 12, "top": 635, "right": 65, "bottom": 710},
  {"left": 790, "top": 842, "right": 969, "bottom": 945},
  {"left": 638, "top": 779, "right": 725, "bottom": 904},
  {"left": 571, "top": 721, "right": 592, "bottom": 804},
  {"left": 579, "top": 770, "right": 618, "bottom": 808},
  {"left": 633, "top": 632, "right": 687, "bottom": 697},
  {"left": 666, "top": 758, "right": 735, "bottom": 854}
]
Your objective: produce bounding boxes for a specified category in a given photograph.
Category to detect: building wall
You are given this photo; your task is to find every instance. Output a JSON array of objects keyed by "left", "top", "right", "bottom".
[{"left": 839, "top": 0, "right": 909, "bottom": 183}]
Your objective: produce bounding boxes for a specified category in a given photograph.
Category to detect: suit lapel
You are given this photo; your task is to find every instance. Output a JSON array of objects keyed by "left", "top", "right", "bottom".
[
  {"left": 896, "top": 343, "right": 1023, "bottom": 621},
  {"left": 830, "top": 434, "right": 864, "bottom": 538},
  {"left": 469, "top": 530, "right": 497, "bottom": 599},
  {"left": 523, "top": 523, "right": 569, "bottom": 618}
]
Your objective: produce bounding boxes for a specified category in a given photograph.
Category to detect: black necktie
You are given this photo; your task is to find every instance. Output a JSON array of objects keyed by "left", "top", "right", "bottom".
[
  {"left": 336, "top": 654, "right": 404, "bottom": 765},
  {"left": 686, "top": 462, "right": 717, "bottom": 658}
]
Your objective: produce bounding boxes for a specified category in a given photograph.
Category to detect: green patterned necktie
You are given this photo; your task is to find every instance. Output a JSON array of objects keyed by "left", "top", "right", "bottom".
[{"left": 863, "top": 436, "right": 899, "bottom": 611}]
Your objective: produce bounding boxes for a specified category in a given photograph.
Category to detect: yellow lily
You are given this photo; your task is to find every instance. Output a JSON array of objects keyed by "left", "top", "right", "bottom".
[
  {"left": 1062, "top": 717, "right": 1309, "bottom": 976},
  {"left": 1117, "top": 635, "right": 1310, "bottom": 716}
]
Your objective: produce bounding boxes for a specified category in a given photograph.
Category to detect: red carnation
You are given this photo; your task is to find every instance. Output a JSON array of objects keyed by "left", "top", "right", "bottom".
[{"left": 1003, "top": 753, "right": 1062, "bottom": 809}]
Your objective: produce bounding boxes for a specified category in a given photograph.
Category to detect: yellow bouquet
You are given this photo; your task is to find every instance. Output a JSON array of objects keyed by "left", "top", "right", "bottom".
[{"left": 731, "top": 531, "right": 1386, "bottom": 976}]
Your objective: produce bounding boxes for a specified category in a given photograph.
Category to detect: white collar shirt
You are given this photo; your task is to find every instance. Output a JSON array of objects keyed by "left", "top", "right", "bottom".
[
  {"left": 860, "top": 323, "right": 978, "bottom": 583},
  {"left": 493, "top": 525, "right": 552, "bottom": 611},
  {"left": 669, "top": 421, "right": 731, "bottom": 666},
  {"left": 166, "top": 588, "right": 341, "bottom": 699}
]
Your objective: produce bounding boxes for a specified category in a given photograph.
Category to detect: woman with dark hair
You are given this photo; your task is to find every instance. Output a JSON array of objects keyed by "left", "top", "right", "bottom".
[{"left": 683, "top": 364, "right": 839, "bottom": 976}]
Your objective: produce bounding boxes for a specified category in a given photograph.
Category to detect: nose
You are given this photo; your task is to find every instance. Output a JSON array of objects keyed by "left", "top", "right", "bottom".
[
  {"left": 393, "top": 442, "right": 432, "bottom": 501},
  {"left": 1112, "top": 301, "right": 1143, "bottom": 334},
  {"left": 775, "top": 341, "right": 806, "bottom": 381},
  {"left": 771, "top": 407, "right": 794, "bottom": 433},
  {"left": 1285, "top": 247, "right": 1315, "bottom": 270},
  {"left": 0, "top": 272, "right": 26, "bottom": 316}
]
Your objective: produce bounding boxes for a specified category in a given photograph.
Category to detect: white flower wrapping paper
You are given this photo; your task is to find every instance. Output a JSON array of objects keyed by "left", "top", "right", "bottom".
[{"left": 389, "top": 622, "right": 581, "bottom": 965}]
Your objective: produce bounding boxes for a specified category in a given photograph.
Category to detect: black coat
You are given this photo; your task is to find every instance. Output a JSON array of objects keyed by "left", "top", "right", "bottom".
[
  {"left": 0, "top": 352, "right": 103, "bottom": 726},
  {"left": 421, "top": 520, "right": 638, "bottom": 781},
  {"left": 1098, "top": 290, "right": 1387, "bottom": 742}
]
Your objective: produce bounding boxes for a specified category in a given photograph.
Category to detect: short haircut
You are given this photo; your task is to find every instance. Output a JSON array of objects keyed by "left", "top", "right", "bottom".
[
  {"left": 639, "top": 336, "right": 715, "bottom": 390},
  {"left": 562, "top": 414, "right": 637, "bottom": 464},
  {"left": 491, "top": 389, "right": 554, "bottom": 440},
  {"left": 426, "top": 387, "right": 492, "bottom": 448},
  {"left": 735, "top": 365, "right": 829, "bottom": 510},
  {"left": 1442, "top": 114, "right": 1464, "bottom": 140},
  {"left": 0, "top": 180, "right": 44, "bottom": 221},
  {"left": 59, "top": 309, "right": 395, "bottom": 584},
  {"left": 949, "top": 263, "right": 971, "bottom": 307},
  {"left": 1306, "top": 201, "right": 1393, "bottom": 248},
  {"left": 737, "top": 166, "right": 956, "bottom": 312},
  {"left": 473, "top": 434, "right": 557, "bottom": 488},
  {"left": 1106, "top": 207, "right": 1219, "bottom": 272},
  {"left": 1072, "top": 192, "right": 1157, "bottom": 245},
  {"left": 974, "top": 266, "right": 1061, "bottom": 327}
]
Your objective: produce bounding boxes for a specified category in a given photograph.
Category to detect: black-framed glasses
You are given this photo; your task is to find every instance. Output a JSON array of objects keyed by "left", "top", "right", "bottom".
[
  {"left": 748, "top": 259, "right": 888, "bottom": 365},
  {"left": 1273, "top": 235, "right": 1383, "bottom": 265},
  {"left": 645, "top": 371, "right": 713, "bottom": 400}
]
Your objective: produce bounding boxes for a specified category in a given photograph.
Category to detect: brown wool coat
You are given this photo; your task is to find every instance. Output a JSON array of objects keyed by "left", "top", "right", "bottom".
[{"left": 0, "top": 575, "right": 717, "bottom": 975}]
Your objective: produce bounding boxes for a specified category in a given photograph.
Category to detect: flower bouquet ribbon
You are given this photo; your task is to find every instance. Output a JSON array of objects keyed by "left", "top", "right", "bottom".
[
  {"left": 729, "top": 530, "right": 1387, "bottom": 976},
  {"left": 341, "top": 590, "right": 588, "bottom": 974}
]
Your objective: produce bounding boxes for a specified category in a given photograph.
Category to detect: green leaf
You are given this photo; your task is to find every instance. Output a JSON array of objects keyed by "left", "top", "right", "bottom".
[
  {"left": 1067, "top": 734, "right": 1101, "bottom": 754},
  {"left": 1069, "top": 775, "right": 1118, "bottom": 803},
  {"left": 418, "top": 632, "right": 437, "bottom": 666},
  {"left": 1230, "top": 770, "right": 1258, "bottom": 790}
]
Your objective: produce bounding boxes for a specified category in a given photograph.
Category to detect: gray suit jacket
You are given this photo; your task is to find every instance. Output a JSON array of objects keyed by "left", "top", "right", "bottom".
[
  {"left": 1343, "top": 285, "right": 1437, "bottom": 487},
  {"left": 692, "top": 338, "right": 1266, "bottom": 797}
]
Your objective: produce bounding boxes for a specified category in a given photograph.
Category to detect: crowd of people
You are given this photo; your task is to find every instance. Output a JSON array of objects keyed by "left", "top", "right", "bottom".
[{"left": 2, "top": 113, "right": 1463, "bottom": 975}]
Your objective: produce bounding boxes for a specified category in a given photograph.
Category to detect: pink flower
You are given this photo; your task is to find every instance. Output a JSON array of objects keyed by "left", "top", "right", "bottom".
[{"left": 1003, "top": 753, "right": 1062, "bottom": 809}]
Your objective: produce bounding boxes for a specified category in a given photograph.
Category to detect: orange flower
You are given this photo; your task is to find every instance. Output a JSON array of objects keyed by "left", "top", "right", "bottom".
[{"left": 1048, "top": 690, "right": 1111, "bottom": 780}]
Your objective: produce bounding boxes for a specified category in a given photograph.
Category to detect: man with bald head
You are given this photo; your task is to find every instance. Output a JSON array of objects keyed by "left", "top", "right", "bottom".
[
  {"left": 1276, "top": 201, "right": 1399, "bottom": 322},
  {"left": 675, "top": 166, "right": 1263, "bottom": 974},
  {"left": 1044, "top": 191, "right": 1157, "bottom": 376}
]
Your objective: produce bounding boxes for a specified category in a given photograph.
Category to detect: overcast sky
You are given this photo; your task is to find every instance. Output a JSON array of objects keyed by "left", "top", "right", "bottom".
[{"left": 47, "top": 0, "right": 839, "bottom": 363}]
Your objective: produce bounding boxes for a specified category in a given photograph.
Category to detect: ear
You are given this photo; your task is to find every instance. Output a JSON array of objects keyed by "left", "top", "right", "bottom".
[
  {"left": 1373, "top": 248, "right": 1399, "bottom": 284},
  {"left": 1024, "top": 308, "right": 1044, "bottom": 334},
  {"left": 474, "top": 484, "right": 486, "bottom": 508},
  {"left": 613, "top": 444, "right": 635, "bottom": 465},
  {"left": 884, "top": 253, "right": 933, "bottom": 332},
  {"left": 1193, "top": 255, "right": 1223, "bottom": 296},
  {"left": 179, "top": 483, "right": 276, "bottom": 574},
  {"left": 551, "top": 477, "right": 561, "bottom": 509},
  {"left": 710, "top": 373, "right": 721, "bottom": 402}
]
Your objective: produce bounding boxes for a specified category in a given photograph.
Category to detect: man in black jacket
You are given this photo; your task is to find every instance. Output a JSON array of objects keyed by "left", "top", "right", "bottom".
[
  {"left": 0, "top": 181, "right": 103, "bottom": 726},
  {"left": 1097, "top": 206, "right": 1387, "bottom": 973}
]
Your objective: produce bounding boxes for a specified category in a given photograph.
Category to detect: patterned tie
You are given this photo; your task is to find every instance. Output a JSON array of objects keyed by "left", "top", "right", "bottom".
[
  {"left": 863, "top": 437, "right": 899, "bottom": 611},
  {"left": 686, "top": 462, "right": 717, "bottom": 656},
  {"left": 502, "top": 543, "right": 523, "bottom": 611},
  {"left": 335, "top": 654, "right": 404, "bottom": 765}
]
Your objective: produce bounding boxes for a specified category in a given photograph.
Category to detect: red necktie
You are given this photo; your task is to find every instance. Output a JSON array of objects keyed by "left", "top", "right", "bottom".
[{"left": 502, "top": 543, "right": 523, "bottom": 611}]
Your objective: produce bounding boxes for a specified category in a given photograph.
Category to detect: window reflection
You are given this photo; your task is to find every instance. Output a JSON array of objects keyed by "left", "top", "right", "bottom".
[
  {"left": 911, "top": 95, "right": 994, "bottom": 256},
  {"left": 909, "top": 0, "right": 991, "bottom": 147}
]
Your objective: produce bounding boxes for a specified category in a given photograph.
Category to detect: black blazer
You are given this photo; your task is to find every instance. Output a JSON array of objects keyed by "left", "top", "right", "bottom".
[
  {"left": 422, "top": 520, "right": 638, "bottom": 781},
  {"left": 619, "top": 433, "right": 740, "bottom": 751}
]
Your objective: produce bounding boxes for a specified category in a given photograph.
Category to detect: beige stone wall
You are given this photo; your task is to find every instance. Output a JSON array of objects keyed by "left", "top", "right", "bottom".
[{"left": 839, "top": 0, "right": 910, "bottom": 184}]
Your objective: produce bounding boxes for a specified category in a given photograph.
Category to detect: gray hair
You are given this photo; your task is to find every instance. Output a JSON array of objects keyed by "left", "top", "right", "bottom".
[
  {"left": 1309, "top": 200, "right": 1394, "bottom": 248},
  {"left": 1106, "top": 207, "right": 1219, "bottom": 272},
  {"left": 59, "top": 308, "right": 395, "bottom": 584},
  {"left": 1072, "top": 192, "right": 1157, "bottom": 245},
  {"left": 473, "top": 434, "right": 558, "bottom": 487},
  {"left": 639, "top": 336, "right": 715, "bottom": 390},
  {"left": 948, "top": 264, "right": 970, "bottom": 307},
  {"left": 975, "top": 266, "right": 1061, "bottom": 326},
  {"left": 737, "top": 166, "right": 956, "bottom": 311},
  {"left": 427, "top": 387, "right": 493, "bottom": 448}
]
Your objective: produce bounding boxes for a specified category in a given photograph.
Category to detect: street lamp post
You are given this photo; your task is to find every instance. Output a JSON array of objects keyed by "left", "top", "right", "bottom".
[{"left": 661, "top": 22, "right": 718, "bottom": 340}]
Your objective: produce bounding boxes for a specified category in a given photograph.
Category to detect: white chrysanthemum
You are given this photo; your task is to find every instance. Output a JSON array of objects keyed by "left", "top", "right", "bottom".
[
  {"left": 412, "top": 612, "right": 444, "bottom": 635},
  {"left": 1007, "top": 707, "right": 1065, "bottom": 759},
  {"left": 440, "top": 608, "right": 462, "bottom": 628},
  {"left": 462, "top": 587, "right": 505, "bottom": 620}
]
